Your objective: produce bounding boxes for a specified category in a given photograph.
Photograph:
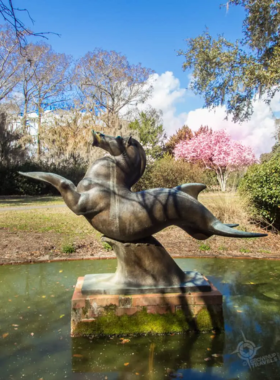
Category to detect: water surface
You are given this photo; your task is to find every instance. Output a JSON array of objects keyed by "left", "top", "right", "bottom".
[{"left": 1, "top": 258, "right": 280, "bottom": 380}]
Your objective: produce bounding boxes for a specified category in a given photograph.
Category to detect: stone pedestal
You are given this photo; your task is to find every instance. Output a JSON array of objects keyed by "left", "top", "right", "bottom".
[
  {"left": 71, "top": 277, "right": 223, "bottom": 336},
  {"left": 71, "top": 237, "right": 224, "bottom": 336}
]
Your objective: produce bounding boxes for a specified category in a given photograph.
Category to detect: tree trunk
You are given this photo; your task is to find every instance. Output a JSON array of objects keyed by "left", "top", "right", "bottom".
[
  {"left": 22, "top": 82, "right": 28, "bottom": 134},
  {"left": 216, "top": 170, "right": 228, "bottom": 192},
  {"left": 37, "top": 98, "right": 42, "bottom": 159},
  {"left": 22, "top": 101, "right": 28, "bottom": 133}
]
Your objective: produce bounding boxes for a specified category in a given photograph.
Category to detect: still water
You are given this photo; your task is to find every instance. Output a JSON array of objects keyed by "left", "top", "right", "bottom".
[{"left": 1, "top": 258, "right": 280, "bottom": 380}]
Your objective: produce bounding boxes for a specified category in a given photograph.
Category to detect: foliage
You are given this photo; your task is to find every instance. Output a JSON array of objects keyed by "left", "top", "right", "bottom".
[
  {"left": 0, "top": 160, "right": 86, "bottom": 196},
  {"left": 41, "top": 108, "right": 97, "bottom": 164},
  {"left": 74, "top": 48, "right": 153, "bottom": 129},
  {"left": 23, "top": 43, "right": 71, "bottom": 157},
  {"left": 239, "top": 154, "right": 280, "bottom": 228},
  {"left": 102, "top": 242, "right": 113, "bottom": 252},
  {"left": 174, "top": 130, "right": 256, "bottom": 191},
  {"left": 178, "top": 0, "right": 280, "bottom": 122},
  {"left": 199, "top": 243, "right": 211, "bottom": 251},
  {"left": 165, "top": 125, "right": 212, "bottom": 155},
  {"left": 128, "top": 109, "right": 166, "bottom": 160},
  {"left": 61, "top": 243, "right": 76, "bottom": 254},
  {"left": 0, "top": 105, "right": 28, "bottom": 166},
  {"left": 133, "top": 154, "right": 217, "bottom": 191},
  {"left": 0, "top": 24, "right": 23, "bottom": 101},
  {"left": 165, "top": 125, "right": 193, "bottom": 155},
  {"left": 0, "top": 1, "right": 53, "bottom": 47},
  {"left": 260, "top": 118, "right": 280, "bottom": 163}
]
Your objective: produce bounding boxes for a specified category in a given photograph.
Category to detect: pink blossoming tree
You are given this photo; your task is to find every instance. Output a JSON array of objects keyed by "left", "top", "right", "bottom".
[{"left": 174, "top": 130, "right": 257, "bottom": 191}]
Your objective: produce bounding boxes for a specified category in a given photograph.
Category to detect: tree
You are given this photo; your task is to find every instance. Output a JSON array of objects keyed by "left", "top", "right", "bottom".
[
  {"left": 0, "top": 1, "right": 54, "bottom": 47},
  {"left": 165, "top": 125, "right": 194, "bottom": 155},
  {"left": 40, "top": 108, "right": 98, "bottom": 165},
  {"left": 178, "top": 0, "right": 280, "bottom": 122},
  {"left": 165, "top": 125, "right": 212, "bottom": 155},
  {"left": 128, "top": 108, "right": 166, "bottom": 160},
  {"left": 0, "top": 104, "right": 27, "bottom": 166},
  {"left": 174, "top": 129, "right": 256, "bottom": 191},
  {"left": 23, "top": 43, "right": 71, "bottom": 157},
  {"left": 260, "top": 118, "right": 280, "bottom": 163},
  {"left": 0, "top": 24, "right": 23, "bottom": 102},
  {"left": 239, "top": 153, "right": 280, "bottom": 228},
  {"left": 74, "top": 49, "right": 154, "bottom": 129},
  {"left": 17, "top": 43, "right": 44, "bottom": 133}
]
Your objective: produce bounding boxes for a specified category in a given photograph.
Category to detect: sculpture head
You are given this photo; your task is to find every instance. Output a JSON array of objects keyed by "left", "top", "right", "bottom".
[
  {"left": 92, "top": 130, "right": 146, "bottom": 187},
  {"left": 92, "top": 130, "right": 131, "bottom": 156}
]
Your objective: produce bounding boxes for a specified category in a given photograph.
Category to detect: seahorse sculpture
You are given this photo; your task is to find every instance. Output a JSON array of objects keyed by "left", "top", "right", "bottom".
[{"left": 19, "top": 131, "right": 266, "bottom": 242}]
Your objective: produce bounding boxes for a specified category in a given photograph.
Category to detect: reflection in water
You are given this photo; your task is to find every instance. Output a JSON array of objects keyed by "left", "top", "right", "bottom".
[{"left": 0, "top": 258, "right": 280, "bottom": 379}]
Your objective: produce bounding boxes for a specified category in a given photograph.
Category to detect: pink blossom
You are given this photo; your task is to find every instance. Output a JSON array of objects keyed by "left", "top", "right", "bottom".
[{"left": 174, "top": 130, "right": 256, "bottom": 191}]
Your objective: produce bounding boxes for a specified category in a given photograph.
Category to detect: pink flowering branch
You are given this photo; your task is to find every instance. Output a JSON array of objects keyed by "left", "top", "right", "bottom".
[{"left": 174, "top": 129, "right": 256, "bottom": 191}]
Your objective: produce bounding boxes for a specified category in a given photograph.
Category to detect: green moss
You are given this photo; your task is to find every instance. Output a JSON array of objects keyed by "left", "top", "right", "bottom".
[
  {"left": 73, "top": 307, "right": 221, "bottom": 337},
  {"left": 199, "top": 243, "right": 211, "bottom": 251},
  {"left": 82, "top": 299, "right": 91, "bottom": 317},
  {"left": 240, "top": 248, "right": 250, "bottom": 253},
  {"left": 196, "top": 308, "right": 223, "bottom": 331}
]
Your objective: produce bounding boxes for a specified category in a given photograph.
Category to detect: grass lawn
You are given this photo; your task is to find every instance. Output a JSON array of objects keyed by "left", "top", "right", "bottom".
[
  {"left": 0, "top": 207, "right": 97, "bottom": 237},
  {"left": 0, "top": 196, "right": 64, "bottom": 208}
]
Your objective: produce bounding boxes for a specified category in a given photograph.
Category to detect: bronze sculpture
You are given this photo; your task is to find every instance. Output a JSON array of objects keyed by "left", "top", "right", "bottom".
[
  {"left": 19, "top": 131, "right": 266, "bottom": 242},
  {"left": 20, "top": 131, "right": 267, "bottom": 295}
]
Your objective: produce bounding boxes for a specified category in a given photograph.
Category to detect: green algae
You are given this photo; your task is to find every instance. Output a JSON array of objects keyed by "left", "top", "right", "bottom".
[
  {"left": 195, "top": 307, "right": 223, "bottom": 331},
  {"left": 73, "top": 306, "right": 220, "bottom": 336}
]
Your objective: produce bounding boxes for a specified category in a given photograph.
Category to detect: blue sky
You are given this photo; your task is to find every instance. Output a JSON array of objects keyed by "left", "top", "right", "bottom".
[
  {"left": 10, "top": 0, "right": 279, "bottom": 155},
  {"left": 17, "top": 0, "right": 244, "bottom": 103}
]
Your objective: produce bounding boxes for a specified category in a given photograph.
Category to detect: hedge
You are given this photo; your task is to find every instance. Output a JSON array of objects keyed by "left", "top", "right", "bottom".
[
  {"left": 239, "top": 154, "right": 280, "bottom": 228},
  {"left": 0, "top": 161, "right": 86, "bottom": 196}
]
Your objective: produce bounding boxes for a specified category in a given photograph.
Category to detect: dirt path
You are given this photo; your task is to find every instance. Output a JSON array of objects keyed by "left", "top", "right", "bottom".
[{"left": 0, "top": 225, "right": 279, "bottom": 265}]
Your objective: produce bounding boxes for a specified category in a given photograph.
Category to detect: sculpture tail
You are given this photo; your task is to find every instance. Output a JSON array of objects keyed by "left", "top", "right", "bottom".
[
  {"left": 211, "top": 221, "right": 267, "bottom": 238},
  {"left": 180, "top": 221, "right": 266, "bottom": 240}
]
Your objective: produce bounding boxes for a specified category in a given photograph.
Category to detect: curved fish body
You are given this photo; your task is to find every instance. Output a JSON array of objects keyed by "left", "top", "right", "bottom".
[
  {"left": 80, "top": 185, "right": 249, "bottom": 241},
  {"left": 19, "top": 131, "right": 267, "bottom": 241}
]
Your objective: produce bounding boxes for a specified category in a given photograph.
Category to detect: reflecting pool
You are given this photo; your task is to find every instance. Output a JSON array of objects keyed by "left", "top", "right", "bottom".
[{"left": 1, "top": 258, "right": 280, "bottom": 380}]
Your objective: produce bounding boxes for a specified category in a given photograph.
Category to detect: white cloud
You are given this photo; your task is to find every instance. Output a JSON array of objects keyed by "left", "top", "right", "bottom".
[
  {"left": 143, "top": 71, "right": 189, "bottom": 133},
  {"left": 185, "top": 98, "right": 278, "bottom": 157},
  {"left": 145, "top": 71, "right": 280, "bottom": 157}
]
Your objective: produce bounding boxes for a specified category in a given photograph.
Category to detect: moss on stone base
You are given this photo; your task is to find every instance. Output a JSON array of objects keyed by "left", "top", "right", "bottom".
[
  {"left": 73, "top": 307, "right": 222, "bottom": 337},
  {"left": 195, "top": 308, "right": 223, "bottom": 331}
]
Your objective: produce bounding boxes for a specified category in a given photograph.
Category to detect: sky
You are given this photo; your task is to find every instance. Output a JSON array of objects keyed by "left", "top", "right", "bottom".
[{"left": 10, "top": 0, "right": 279, "bottom": 156}]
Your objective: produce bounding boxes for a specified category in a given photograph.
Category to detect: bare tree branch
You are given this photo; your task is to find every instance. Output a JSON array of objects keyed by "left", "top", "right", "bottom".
[
  {"left": 0, "top": 0, "right": 59, "bottom": 48},
  {"left": 74, "top": 49, "right": 154, "bottom": 129}
]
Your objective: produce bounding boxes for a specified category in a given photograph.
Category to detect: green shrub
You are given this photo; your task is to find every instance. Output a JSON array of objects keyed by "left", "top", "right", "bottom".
[
  {"left": 133, "top": 154, "right": 217, "bottom": 191},
  {"left": 61, "top": 243, "right": 76, "bottom": 254},
  {"left": 0, "top": 160, "right": 86, "bottom": 196},
  {"left": 239, "top": 248, "right": 250, "bottom": 253},
  {"left": 102, "top": 242, "right": 113, "bottom": 251},
  {"left": 199, "top": 243, "right": 211, "bottom": 251},
  {"left": 239, "top": 154, "right": 280, "bottom": 229}
]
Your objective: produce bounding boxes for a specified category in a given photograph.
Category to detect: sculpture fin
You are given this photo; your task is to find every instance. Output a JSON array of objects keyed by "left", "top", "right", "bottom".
[
  {"left": 18, "top": 172, "right": 82, "bottom": 214},
  {"left": 174, "top": 183, "right": 206, "bottom": 199},
  {"left": 225, "top": 223, "right": 239, "bottom": 228},
  {"left": 18, "top": 172, "right": 76, "bottom": 190},
  {"left": 211, "top": 221, "right": 267, "bottom": 238}
]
